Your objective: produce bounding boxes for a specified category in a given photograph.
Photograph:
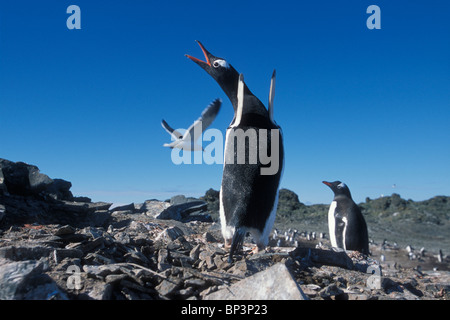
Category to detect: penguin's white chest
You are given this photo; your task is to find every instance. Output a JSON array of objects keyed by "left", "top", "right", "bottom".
[{"left": 328, "top": 201, "right": 338, "bottom": 248}]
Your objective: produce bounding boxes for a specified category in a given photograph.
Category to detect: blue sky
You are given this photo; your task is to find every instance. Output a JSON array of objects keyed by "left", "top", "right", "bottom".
[{"left": 1, "top": 1, "right": 449, "bottom": 205}]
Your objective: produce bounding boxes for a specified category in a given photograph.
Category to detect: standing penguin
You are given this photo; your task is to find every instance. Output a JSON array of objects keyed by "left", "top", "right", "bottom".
[
  {"left": 186, "top": 41, "right": 284, "bottom": 261},
  {"left": 322, "top": 181, "right": 370, "bottom": 255}
]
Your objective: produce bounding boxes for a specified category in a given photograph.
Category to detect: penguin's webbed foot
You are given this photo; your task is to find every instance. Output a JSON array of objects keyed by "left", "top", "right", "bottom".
[{"left": 251, "top": 244, "right": 267, "bottom": 255}]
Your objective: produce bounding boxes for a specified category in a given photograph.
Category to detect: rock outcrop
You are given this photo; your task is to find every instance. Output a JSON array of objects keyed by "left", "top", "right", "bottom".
[{"left": 0, "top": 158, "right": 449, "bottom": 301}]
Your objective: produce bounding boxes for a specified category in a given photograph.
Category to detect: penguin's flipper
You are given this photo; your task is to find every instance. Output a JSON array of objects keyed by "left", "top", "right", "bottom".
[
  {"left": 161, "top": 120, "right": 183, "bottom": 140},
  {"left": 233, "top": 73, "right": 245, "bottom": 127},
  {"left": 268, "top": 69, "right": 276, "bottom": 122},
  {"left": 228, "top": 227, "right": 246, "bottom": 263},
  {"left": 334, "top": 215, "right": 346, "bottom": 249}
]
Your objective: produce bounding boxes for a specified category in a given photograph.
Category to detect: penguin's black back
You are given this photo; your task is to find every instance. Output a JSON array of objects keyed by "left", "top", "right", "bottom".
[{"left": 335, "top": 195, "right": 369, "bottom": 255}]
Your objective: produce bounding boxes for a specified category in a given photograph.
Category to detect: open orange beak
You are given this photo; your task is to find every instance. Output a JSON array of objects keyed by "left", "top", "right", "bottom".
[{"left": 185, "top": 40, "right": 212, "bottom": 67}]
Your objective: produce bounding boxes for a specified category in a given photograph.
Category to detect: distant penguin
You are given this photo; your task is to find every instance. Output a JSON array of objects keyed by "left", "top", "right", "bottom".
[
  {"left": 322, "top": 181, "right": 370, "bottom": 255},
  {"left": 186, "top": 41, "right": 284, "bottom": 261}
]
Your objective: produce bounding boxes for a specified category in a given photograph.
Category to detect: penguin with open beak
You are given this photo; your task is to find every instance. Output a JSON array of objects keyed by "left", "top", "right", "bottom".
[{"left": 187, "top": 41, "right": 284, "bottom": 262}]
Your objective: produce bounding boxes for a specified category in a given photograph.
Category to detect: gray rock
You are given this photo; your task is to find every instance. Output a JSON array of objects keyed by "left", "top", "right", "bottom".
[
  {"left": 87, "top": 210, "right": 111, "bottom": 227},
  {"left": 53, "top": 225, "right": 76, "bottom": 236},
  {"left": 319, "top": 283, "right": 344, "bottom": 299},
  {"left": 199, "top": 251, "right": 215, "bottom": 270},
  {"left": 45, "top": 179, "right": 73, "bottom": 200},
  {"left": 105, "top": 274, "right": 128, "bottom": 284},
  {"left": 157, "top": 248, "right": 171, "bottom": 272},
  {"left": 380, "top": 276, "right": 401, "bottom": 292},
  {"left": 346, "top": 292, "right": 371, "bottom": 300},
  {"left": 24, "top": 280, "right": 69, "bottom": 300},
  {"left": 290, "top": 247, "right": 354, "bottom": 270},
  {"left": 53, "top": 248, "right": 83, "bottom": 263},
  {"left": 185, "top": 278, "right": 207, "bottom": 288},
  {"left": 204, "top": 263, "right": 308, "bottom": 300},
  {"left": 189, "top": 244, "right": 202, "bottom": 261},
  {"left": 87, "top": 282, "right": 113, "bottom": 300},
  {"left": 170, "top": 195, "right": 188, "bottom": 205},
  {"left": 156, "top": 201, "right": 207, "bottom": 221},
  {"left": 79, "top": 237, "right": 105, "bottom": 253},
  {"left": 53, "top": 201, "right": 112, "bottom": 215},
  {"left": 110, "top": 203, "right": 135, "bottom": 212},
  {"left": 83, "top": 264, "right": 124, "bottom": 278},
  {"left": 0, "top": 260, "right": 47, "bottom": 299},
  {"left": 87, "top": 202, "right": 113, "bottom": 212},
  {"left": 28, "top": 169, "right": 53, "bottom": 193},
  {"left": 134, "top": 203, "right": 144, "bottom": 212},
  {"left": 0, "top": 159, "right": 52, "bottom": 196},
  {"left": 203, "top": 231, "right": 217, "bottom": 243},
  {"left": 156, "top": 226, "right": 184, "bottom": 242},
  {"left": 143, "top": 200, "right": 171, "bottom": 217},
  {"left": 53, "top": 200, "right": 89, "bottom": 214},
  {"left": 301, "top": 284, "right": 321, "bottom": 297},
  {"left": 119, "top": 279, "right": 155, "bottom": 295},
  {"left": 0, "top": 245, "right": 54, "bottom": 261},
  {"left": 156, "top": 278, "right": 182, "bottom": 297}
]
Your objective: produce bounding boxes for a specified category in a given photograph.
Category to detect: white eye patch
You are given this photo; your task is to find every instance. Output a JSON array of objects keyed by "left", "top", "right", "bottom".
[
  {"left": 337, "top": 182, "right": 346, "bottom": 189},
  {"left": 213, "top": 59, "right": 229, "bottom": 69}
]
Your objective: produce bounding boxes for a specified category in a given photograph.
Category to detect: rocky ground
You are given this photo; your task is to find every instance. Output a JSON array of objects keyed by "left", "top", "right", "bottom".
[{"left": 1, "top": 159, "right": 449, "bottom": 300}]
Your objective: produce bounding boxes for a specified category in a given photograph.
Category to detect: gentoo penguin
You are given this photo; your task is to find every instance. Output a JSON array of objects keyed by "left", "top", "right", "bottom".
[
  {"left": 161, "top": 98, "right": 221, "bottom": 151},
  {"left": 186, "top": 41, "right": 284, "bottom": 261},
  {"left": 322, "top": 181, "right": 370, "bottom": 255}
]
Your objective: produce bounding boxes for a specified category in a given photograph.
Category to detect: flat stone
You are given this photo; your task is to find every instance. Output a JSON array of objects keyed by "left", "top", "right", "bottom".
[
  {"left": 0, "top": 245, "right": 53, "bottom": 261},
  {"left": 83, "top": 264, "right": 123, "bottom": 278},
  {"left": 347, "top": 293, "right": 371, "bottom": 300},
  {"left": 290, "top": 247, "right": 354, "bottom": 270},
  {"left": 53, "top": 248, "right": 83, "bottom": 263},
  {"left": 53, "top": 225, "right": 76, "bottom": 236},
  {"left": 204, "top": 263, "right": 308, "bottom": 300},
  {"left": 87, "top": 202, "right": 113, "bottom": 211},
  {"left": 80, "top": 237, "right": 105, "bottom": 253},
  {"left": 203, "top": 232, "right": 217, "bottom": 243},
  {"left": 185, "top": 278, "right": 207, "bottom": 288},
  {"left": 319, "top": 284, "right": 344, "bottom": 299},
  {"left": 156, "top": 201, "right": 207, "bottom": 221},
  {"left": 156, "top": 278, "right": 182, "bottom": 297},
  {"left": 110, "top": 203, "right": 135, "bottom": 212},
  {"left": 87, "top": 210, "right": 111, "bottom": 227},
  {"left": 189, "top": 244, "right": 201, "bottom": 261},
  {"left": 0, "top": 260, "right": 46, "bottom": 299},
  {"left": 170, "top": 195, "right": 188, "bottom": 205},
  {"left": 87, "top": 282, "right": 113, "bottom": 300},
  {"left": 105, "top": 274, "right": 128, "bottom": 284},
  {"left": 144, "top": 200, "right": 171, "bottom": 217},
  {"left": 155, "top": 226, "right": 184, "bottom": 242}
]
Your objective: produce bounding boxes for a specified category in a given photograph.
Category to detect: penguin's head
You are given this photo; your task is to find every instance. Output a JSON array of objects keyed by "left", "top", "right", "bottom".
[
  {"left": 186, "top": 41, "right": 240, "bottom": 105},
  {"left": 322, "top": 181, "right": 352, "bottom": 198}
]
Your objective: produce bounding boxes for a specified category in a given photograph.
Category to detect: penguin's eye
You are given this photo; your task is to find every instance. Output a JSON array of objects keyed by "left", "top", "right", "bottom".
[{"left": 213, "top": 59, "right": 229, "bottom": 69}]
